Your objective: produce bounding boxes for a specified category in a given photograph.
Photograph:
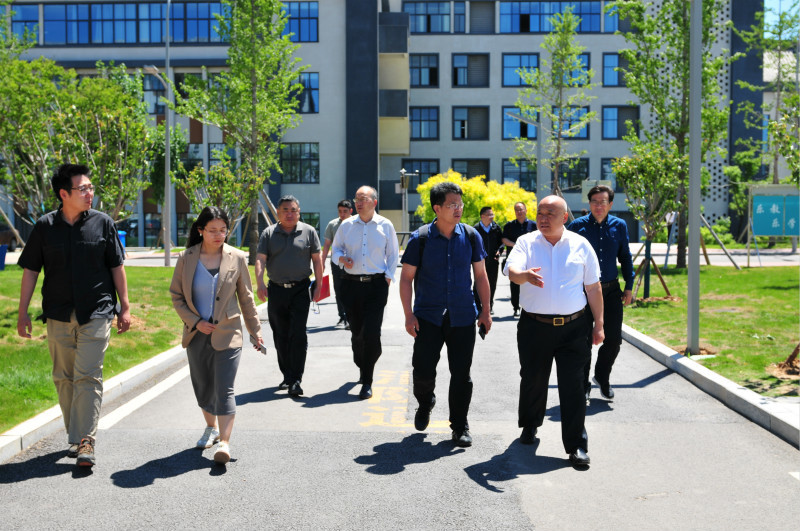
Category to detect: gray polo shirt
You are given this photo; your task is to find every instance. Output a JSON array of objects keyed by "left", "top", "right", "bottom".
[{"left": 257, "top": 221, "right": 320, "bottom": 284}]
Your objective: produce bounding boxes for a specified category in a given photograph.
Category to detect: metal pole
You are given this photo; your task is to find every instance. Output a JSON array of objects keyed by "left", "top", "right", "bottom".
[
  {"left": 164, "top": 0, "right": 172, "bottom": 267},
  {"left": 687, "top": 0, "right": 702, "bottom": 355},
  {"left": 400, "top": 168, "right": 408, "bottom": 233}
]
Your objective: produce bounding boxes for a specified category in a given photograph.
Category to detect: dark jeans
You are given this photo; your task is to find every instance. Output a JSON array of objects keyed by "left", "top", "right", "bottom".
[
  {"left": 412, "top": 314, "right": 475, "bottom": 433},
  {"left": 584, "top": 281, "right": 624, "bottom": 389},
  {"left": 341, "top": 274, "right": 389, "bottom": 386},
  {"left": 510, "top": 282, "right": 520, "bottom": 311},
  {"left": 474, "top": 257, "right": 499, "bottom": 312},
  {"left": 330, "top": 262, "right": 347, "bottom": 321},
  {"left": 517, "top": 311, "right": 591, "bottom": 453},
  {"left": 267, "top": 278, "right": 311, "bottom": 383}
]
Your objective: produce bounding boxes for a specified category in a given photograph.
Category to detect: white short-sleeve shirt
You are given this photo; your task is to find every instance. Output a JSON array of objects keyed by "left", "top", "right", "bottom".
[{"left": 503, "top": 229, "right": 600, "bottom": 315}]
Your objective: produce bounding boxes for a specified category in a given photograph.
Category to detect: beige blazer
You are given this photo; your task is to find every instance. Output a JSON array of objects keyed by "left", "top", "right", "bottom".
[{"left": 170, "top": 243, "right": 261, "bottom": 350}]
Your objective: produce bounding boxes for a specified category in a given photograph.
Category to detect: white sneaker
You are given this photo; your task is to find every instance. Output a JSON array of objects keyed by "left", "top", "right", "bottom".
[
  {"left": 196, "top": 426, "right": 220, "bottom": 449},
  {"left": 214, "top": 441, "right": 231, "bottom": 464}
]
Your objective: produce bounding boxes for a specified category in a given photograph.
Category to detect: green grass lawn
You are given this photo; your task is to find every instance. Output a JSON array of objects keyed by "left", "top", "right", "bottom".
[{"left": 625, "top": 265, "right": 799, "bottom": 397}]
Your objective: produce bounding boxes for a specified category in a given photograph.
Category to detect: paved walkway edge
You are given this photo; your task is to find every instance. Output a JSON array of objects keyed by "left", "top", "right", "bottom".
[
  {"left": 622, "top": 324, "right": 800, "bottom": 448},
  {"left": 0, "top": 344, "right": 187, "bottom": 464}
]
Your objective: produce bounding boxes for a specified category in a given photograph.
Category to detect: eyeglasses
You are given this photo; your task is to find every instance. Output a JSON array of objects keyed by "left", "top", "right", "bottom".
[
  {"left": 590, "top": 200, "right": 610, "bottom": 206},
  {"left": 202, "top": 228, "right": 228, "bottom": 236},
  {"left": 71, "top": 184, "right": 95, "bottom": 195},
  {"left": 443, "top": 203, "right": 464, "bottom": 210},
  {"left": 353, "top": 197, "right": 374, "bottom": 204},
  {"left": 279, "top": 208, "right": 300, "bottom": 214}
]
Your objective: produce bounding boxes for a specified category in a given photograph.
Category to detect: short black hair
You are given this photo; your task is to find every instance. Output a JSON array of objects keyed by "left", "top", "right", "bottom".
[
  {"left": 479, "top": 206, "right": 493, "bottom": 215},
  {"left": 51, "top": 163, "right": 90, "bottom": 203},
  {"left": 588, "top": 185, "right": 614, "bottom": 202},
  {"left": 277, "top": 195, "right": 300, "bottom": 208},
  {"left": 337, "top": 199, "right": 353, "bottom": 210},
  {"left": 430, "top": 181, "right": 462, "bottom": 207}
]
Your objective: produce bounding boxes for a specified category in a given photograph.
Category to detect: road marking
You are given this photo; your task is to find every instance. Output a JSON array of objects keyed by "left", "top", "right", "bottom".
[
  {"left": 98, "top": 366, "right": 190, "bottom": 430},
  {"left": 790, "top": 472, "right": 800, "bottom": 481},
  {"left": 360, "top": 370, "right": 449, "bottom": 432}
]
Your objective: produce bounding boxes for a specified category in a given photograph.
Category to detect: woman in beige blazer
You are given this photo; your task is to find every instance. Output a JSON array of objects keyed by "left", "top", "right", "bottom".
[{"left": 170, "top": 206, "right": 263, "bottom": 464}]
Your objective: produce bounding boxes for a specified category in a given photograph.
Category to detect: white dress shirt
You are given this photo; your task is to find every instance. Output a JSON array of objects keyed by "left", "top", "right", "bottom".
[
  {"left": 503, "top": 229, "right": 600, "bottom": 315},
  {"left": 331, "top": 213, "right": 399, "bottom": 282}
]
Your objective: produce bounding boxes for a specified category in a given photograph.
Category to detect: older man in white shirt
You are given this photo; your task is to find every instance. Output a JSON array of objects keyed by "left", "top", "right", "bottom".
[
  {"left": 504, "top": 195, "right": 604, "bottom": 468},
  {"left": 331, "top": 185, "right": 399, "bottom": 400}
]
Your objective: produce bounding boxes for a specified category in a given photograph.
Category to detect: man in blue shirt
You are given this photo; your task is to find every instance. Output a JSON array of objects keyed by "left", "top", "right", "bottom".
[
  {"left": 399, "top": 182, "right": 492, "bottom": 448},
  {"left": 568, "top": 185, "right": 635, "bottom": 402}
]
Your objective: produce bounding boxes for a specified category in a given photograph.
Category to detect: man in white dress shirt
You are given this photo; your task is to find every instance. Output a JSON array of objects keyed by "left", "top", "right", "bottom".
[
  {"left": 331, "top": 185, "right": 399, "bottom": 400},
  {"left": 504, "top": 195, "right": 604, "bottom": 467}
]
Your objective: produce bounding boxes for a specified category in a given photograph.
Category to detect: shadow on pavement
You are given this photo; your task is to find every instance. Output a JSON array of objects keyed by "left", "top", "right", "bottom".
[
  {"left": 464, "top": 439, "right": 569, "bottom": 492},
  {"left": 0, "top": 450, "right": 91, "bottom": 482},
  {"left": 302, "top": 382, "right": 361, "bottom": 408},
  {"left": 354, "top": 433, "right": 465, "bottom": 475},
  {"left": 110, "top": 447, "right": 227, "bottom": 487},
  {"left": 236, "top": 386, "right": 286, "bottom": 406}
]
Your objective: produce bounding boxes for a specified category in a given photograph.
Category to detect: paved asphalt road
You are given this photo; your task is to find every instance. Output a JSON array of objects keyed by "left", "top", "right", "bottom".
[{"left": 3, "top": 269, "right": 799, "bottom": 530}]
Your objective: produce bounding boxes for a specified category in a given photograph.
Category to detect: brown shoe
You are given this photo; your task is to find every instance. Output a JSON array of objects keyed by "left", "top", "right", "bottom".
[{"left": 76, "top": 437, "right": 96, "bottom": 467}]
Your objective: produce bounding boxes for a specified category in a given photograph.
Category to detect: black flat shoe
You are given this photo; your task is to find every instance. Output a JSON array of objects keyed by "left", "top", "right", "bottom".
[
  {"left": 519, "top": 426, "right": 537, "bottom": 445},
  {"left": 359, "top": 385, "right": 372, "bottom": 400},
  {"left": 569, "top": 448, "right": 590, "bottom": 467}
]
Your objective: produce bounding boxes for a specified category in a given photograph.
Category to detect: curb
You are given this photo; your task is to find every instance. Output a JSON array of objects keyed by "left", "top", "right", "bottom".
[{"left": 622, "top": 324, "right": 800, "bottom": 448}]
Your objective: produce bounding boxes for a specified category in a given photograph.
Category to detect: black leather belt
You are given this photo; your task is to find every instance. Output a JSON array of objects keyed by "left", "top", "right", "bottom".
[
  {"left": 601, "top": 280, "right": 619, "bottom": 294},
  {"left": 269, "top": 279, "right": 305, "bottom": 288},
  {"left": 523, "top": 308, "right": 585, "bottom": 326},
  {"left": 344, "top": 273, "right": 384, "bottom": 282}
]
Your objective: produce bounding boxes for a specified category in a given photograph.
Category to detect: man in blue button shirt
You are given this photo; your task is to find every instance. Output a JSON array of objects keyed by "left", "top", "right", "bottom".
[
  {"left": 399, "top": 181, "right": 492, "bottom": 448},
  {"left": 568, "top": 185, "right": 635, "bottom": 402}
]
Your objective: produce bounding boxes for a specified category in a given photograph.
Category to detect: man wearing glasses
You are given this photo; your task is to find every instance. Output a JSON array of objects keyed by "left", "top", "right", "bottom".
[
  {"left": 473, "top": 206, "right": 504, "bottom": 314},
  {"left": 256, "top": 195, "right": 323, "bottom": 397},
  {"left": 399, "top": 181, "right": 492, "bottom": 448},
  {"left": 502, "top": 202, "right": 537, "bottom": 317},
  {"left": 331, "top": 186, "right": 399, "bottom": 400},
  {"left": 568, "top": 185, "right": 634, "bottom": 403},
  {"left": 17, "top": 163, "right": 131, "bottom": 468}
]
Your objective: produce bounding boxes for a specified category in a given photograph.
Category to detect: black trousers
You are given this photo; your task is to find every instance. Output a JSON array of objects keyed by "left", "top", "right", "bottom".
[
  {"left": 330, "top": 262, "right": 347, "bottom": 321},
  {"left": 341, "top": 275, "right": 389, "bottom": 386},
  {"left": 510, "top": 282, "right": 521, "bottom": 311},
  {"left": 518, "top": 311, "right": 591, "bottom": 453},
  {"left": 584, "top": 281, "right": 624, "bottom": 389},
  {"left": 267, "top": 279, "right": 311, "bottom": 383},
  {"left": 412, "top": 314, "right": 475, "bottom": 433},
  {"left": 475, "top": 257, "right": 499, "bottom": 311}
]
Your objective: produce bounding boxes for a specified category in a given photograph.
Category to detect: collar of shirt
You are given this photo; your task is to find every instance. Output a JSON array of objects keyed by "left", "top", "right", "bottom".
[
  {"left": 569, "top": 214, "right": 634, "bottom": 289},
  {"left": 480, "top": 221, "right": 492, "bottom": 232},
  {"left": 331, "top": 213, "right": 399, "bottom": 282}
]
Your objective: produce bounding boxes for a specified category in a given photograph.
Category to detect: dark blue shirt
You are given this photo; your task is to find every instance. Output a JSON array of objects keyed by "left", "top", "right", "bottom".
[
  {"left": 568, "top": 214, "right": 635, "bottom": 290},
  {"left": 401, "top": 221, "right": 487, "bottom": 327}
]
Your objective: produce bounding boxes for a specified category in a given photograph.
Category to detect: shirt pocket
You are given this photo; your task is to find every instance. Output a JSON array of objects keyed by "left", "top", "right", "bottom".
[
  {"left": 43, "top": 244, "right": 66, "bottom": 269},
  {"left": 76, "top": 241, "right": 105, "bottom": 267}
]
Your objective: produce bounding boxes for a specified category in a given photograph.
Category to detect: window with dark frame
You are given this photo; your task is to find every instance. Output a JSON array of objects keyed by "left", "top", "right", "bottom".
[
  {"left": 296, "top": 72, "right": 319, "bottom": 114},
  {"left": 499, "top": 1, "right": 602, "bottom": 34},
  {"left": 452, "top": 159, "right": 490, "bottom": 179},
  {"left": 281, "top": 142, "right": 320, "bottom": 184},
  {"left": 600, "top": 158, "right": 623, "bottom": 192},
  {"left": 503, "top": 53, "right": 538, "bottom": 86},
  {"left": 143, "top": 74, "right": 166, "bottom": 115},
  {"left": 602, "top": 106, "right": 639, "bottom": 139},
  {"left": 553, "top": 106, "right": 589, "bottom": 139},
  {"left": 503, "top": 159, "right": 536, "bottom": 191},
  {"left": 11, "top": 4, "right": 39, "bottom": 39},
  {"left": 503, "top": 106, "right": 537, "bottom": 140},
  {"left": 452, "top": 54, "right": 489, "bottom": 87},
  {"left": 453, "top": 2, "right": 465, "bottom": 33},
  {"left": 603, "top": 53, "right": 628, "bottom": 87},
  {"left": 282, "top": 1, "right": 318, "bottom": 42},
  {"left": 404, "top": 1, "right": 451, "bottom": 34},
  {"left": 453, "top": 107, "right": 489, "bottom": 140},
  {"left": 410, "top": 54, "right": 439, "bottom": 87},
  {"left": 554, "top": 158, "right": 589, "bottom": 192},
  {"left": 410, "top": 107, "right": 439, "bottom": 140},
  {"left": 401, "top": 159, "right": 439, "bottom": 193}
]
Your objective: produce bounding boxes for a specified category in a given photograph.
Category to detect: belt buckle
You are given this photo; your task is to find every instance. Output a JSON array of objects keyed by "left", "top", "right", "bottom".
[{"left": 553, "top": 317, "right": 565, "bottom": 326}]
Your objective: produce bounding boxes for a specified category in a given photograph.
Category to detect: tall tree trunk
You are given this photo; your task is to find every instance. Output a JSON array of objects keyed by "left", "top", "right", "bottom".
[
  {"left": 248, "top": 204, "right": 259, "bottom": 265},
  {"left": 676, "top": 185, "right": 687, "bottom": 268}
]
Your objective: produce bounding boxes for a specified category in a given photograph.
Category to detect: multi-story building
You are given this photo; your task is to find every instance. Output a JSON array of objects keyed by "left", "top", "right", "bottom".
[{"left": 7, "top": 0, "right": 762, "bottom": 245}]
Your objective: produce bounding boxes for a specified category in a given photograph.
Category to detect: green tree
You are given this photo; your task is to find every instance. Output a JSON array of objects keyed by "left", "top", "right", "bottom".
[
  {"left": 174, "top": 0, "right": 305, "bottom": 261},
  {"left": 514, "top": 7, "right": 597, "bottom": 198},
  {"left": 415, "top": 169, "right": 538, "bottom": 226},
  {"left": 609, "top": 0, "right": 736, "bottom": 268}
]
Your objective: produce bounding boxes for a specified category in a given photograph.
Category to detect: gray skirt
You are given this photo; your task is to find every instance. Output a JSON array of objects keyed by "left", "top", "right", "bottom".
[{"left": 186, "top": 332, "right": 241, "bottom": 416}]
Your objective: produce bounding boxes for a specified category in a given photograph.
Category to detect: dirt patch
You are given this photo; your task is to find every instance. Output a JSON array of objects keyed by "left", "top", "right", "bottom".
[
  {"left": 635, "top": 296, "right": 682, "bottom": 303},
  {"left": 676, "top": 345, "right": 718, "bottom": 357},
  {"left": 112, "top": 314, "right": 147, "bottom": 330},
  {"left": 701, "top": 294, "right": 740, "bottom": 301},
  {"left": 768, "top": 358, "right": 800, "bottom": 380}
]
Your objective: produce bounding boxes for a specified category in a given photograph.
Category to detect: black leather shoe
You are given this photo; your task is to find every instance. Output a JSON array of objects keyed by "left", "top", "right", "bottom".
[
  {"left": 359, "top": 385, "right": 372, "bottom": 400},
  {"left": 414, "top": 396, "right": 436, "bottom": 431},
  {"left": 452, "top": 429, "right": 472, "bottom": 447},
  {"left": 569, "top": 448, "right": 590, "bottom": 467},
  {"left": 278, "top": 379, "right": 289, "bottom": 390},
  {"left": 592, "top": 376, "right": 615, "bottom": 400},
  {"left": 344, "top": 320, "right": 350, "bottom": 331},
  {"left": 288, "top": 381, "right": 303, "bottom": 396},
  {"left": 585, "top": 387, "right": 591, "bottom": 406},
  {"left": 513, "top": 309, "right": 520, "bottom": 318},
  {"left": 519, "top": 426, "right": 537, "bottom": 445}
]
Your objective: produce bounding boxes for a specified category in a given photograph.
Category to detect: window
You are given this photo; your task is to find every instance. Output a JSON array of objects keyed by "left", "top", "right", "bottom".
[
  {"left": 603, "top": 53, "right": 628, "bottom": 87},
  {"left": 283, "top": 1, "right": 318, "bottom": 42},
  {"left": 44, "top": 4, "right": 89, "bottom": 44},
  {"left": 503, "top": 53, "right": 538, "bottom": 86},
  {"left": 138, "top": 3, "right": 164, "bottom": 43},
  {"left": 281, "top": 143, "right": 319, "bottom": 183},
  {"left": 453, "top": 2, "right": 465, "bottom": 33},
  {"left": 183, "top": 2, "right": 223, "bottom": 43},
  {"left": 143, "top": 74, "right": 166, "bottom": 115},
  {"left": 603, "top": 5, "right": 631, "bottom": 33},
  {"left": 452, "top": 159, "right": 489, "bottom": 179},
  {"left": 499, "top": 1, "right": 602, "bottom": 34},
  {"left": 601, "top": 158, "right": 623, "bottom": 192},
  {"left": 555, "top": 158, "right": 589, "bottom": 191},
  {"left": 209, "top": 143, "right": 237, "bottom": 165},
  {"left": 602, "top": 106, "right": 639, "bottom": 139},
  {"left": 300, "top": 212, "right": 320, "bottom": 231},
  {"left": 402, "top": 159, "right": 439, "bottom": 193},
  {"left": 553, "top": 106, "right": 589, "bottom": 139},
  {"left": 453, "top": 107, "right": 489, "bottom": 140},
  {"left": 296, "top": 72, "right": 319, "bottom": 113},
  {"left": 503, "top": 106, "right": 537, "bottom": 140},
  {"left": 410, "top": 107, "right": 439, "bottom": 140},
  {"left": 410, "top": 54, "right": 439, "bottom": 87},
  {"left": 182, "top": 144, "right": 204, "bottom": 172},
  {"left": 404, "top": 2, "right": 450, "bottom": 34},
  {"left": 452, "top": 54, "right": 489, "bottom": 87},
  {"left": 503, "top": 159, "right": 536, "bottom": 190},
  {"left": 470, "top": 1, "right": 495, "bottom": 34},
  {"left": 11, "top": 4, "right": 39, "bottom": 39},
  {"left": 557, "top": 52, "right": 589, "bottom": 86},
  {"left": 88, "top": 3, "right": 135, "bottom": 44}
]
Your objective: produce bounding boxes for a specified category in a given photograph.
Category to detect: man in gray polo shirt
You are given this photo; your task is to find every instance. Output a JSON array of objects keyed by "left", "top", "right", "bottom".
[{"left": 255, "top": 195, "right": 323, "bottom": 397}]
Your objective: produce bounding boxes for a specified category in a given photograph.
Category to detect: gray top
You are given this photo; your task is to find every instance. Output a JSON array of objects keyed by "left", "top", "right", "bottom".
[
  {"left": 191, "top": 261, "right": 219, "bottom": 322},
  {"left": 257, "top": 221, "right": 321, "bottom": 283},
  {"left": 324, "top": 217, "right": 345, "bottom": 244}
]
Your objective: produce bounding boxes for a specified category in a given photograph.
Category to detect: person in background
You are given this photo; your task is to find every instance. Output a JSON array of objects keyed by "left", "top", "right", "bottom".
[
  {"left": 321, "top": 199, "right": 354, "bottom": 330},
  {"left": 170, "top": 206, "right": 263, "bottom": 464},
  {"left": 502, "top": 202, "right": 537, "bottom": 317},
  {"left": 473, "top": 206, "right": 504, "bottom": 314}
]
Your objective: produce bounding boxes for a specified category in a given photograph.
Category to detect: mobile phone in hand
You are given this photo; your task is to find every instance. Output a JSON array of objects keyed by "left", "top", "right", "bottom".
[
  {"left": 478, "top": 323, "right": 487, "bottom": 340},
  {"left": 250, "top": 335, "right": 267, "bottom": 355}
]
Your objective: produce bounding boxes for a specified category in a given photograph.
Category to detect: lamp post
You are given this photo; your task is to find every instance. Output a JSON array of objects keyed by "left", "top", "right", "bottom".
[{"left": 399, "top": 168, "right": 418, "bottom": 233}]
